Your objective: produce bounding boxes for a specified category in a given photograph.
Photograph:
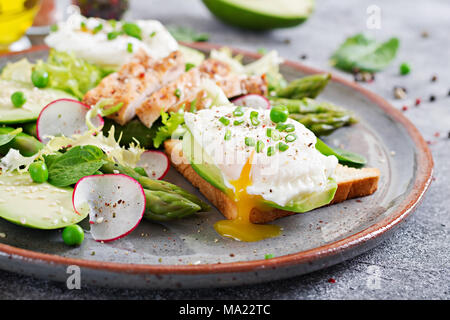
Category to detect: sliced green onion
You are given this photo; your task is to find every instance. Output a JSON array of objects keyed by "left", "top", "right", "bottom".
[
  {"left": 271, "top": 130, "right": 281, "bottom": 141},
  {"left": 285, "top": 123, "right": 295, "bottom": 132},
  {"left": 224, "top": 129, "right": 231, "bottom": 141},
  {"left": 276, "top": 123, "right": 287, "bottom": 131},
  {"left": 219, "top": 116, "right": 230, "bottom": 126},
  {"left": 50, "top": 24, "right": 58, "bottom": 32},
  {"left": 150, "top": 31, "right": 157, "bottom": 38},
  {"left": 245, "top": 137, "right": 255, "bottom": 147},
  {"left": 276, "top": 142, "right": 289, "bottom": 152},
  {"left": 190, "top": 98, "right": 197, "bottom": 112},
  {"left": 285, "top": 133, "right": 297, "bottom": 143},
  {"left": 266, "top": 128, "right": 273, "bottom": 138},
  {"left": 233, "top": 119, "right": 244, "bottom": 126},
  {"left": 233, "top": 106, "right": 244, "bottom": 117},
  {"left": 256, "top": 140, "right": 265, "bottom": 153},
  {"left": 108, "top": 19, "right": 117, "bottom": 28},
  {"left": 250, "top": 111, "right": 260, "bottom": 126},
  {"left": 127, "top": 42, "right": 133, "bottom": 53},
  {"left": 267, "top": 146, "right": 276, "bottom": 156}
]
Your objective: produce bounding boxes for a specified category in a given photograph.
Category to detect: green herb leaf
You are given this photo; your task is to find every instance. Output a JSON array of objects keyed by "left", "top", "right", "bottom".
[
  {"left": 185, "top": 63, "right": 195, "bottom": 71},
  {"left": 315, "top": 138, "right": 367, "bottom": 167},
  {"left": 47, "top": 145, "right": 106, "bottom": 187},
  {"left": 167, "top": 25, "right": 209, "bottom": 42},
  {"left": 330, "top": 34, "right": 399, "bottom": 72}
]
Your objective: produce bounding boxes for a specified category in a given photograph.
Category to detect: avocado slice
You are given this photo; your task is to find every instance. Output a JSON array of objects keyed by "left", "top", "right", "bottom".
[
  {"left": 202, "top": 0, "right": 315, "bottom": 30},
  {"left": 182, "top": 130, "right": 337, "bottom": 212},
  {"left": 0, "top": 172, "right": 87, "bottom": 229},
  {"left": 0, "top": 79, "right": 75, "bottom": 124},
  {"left": 182, "top": 130, "right": 228, "bottom": 193}
]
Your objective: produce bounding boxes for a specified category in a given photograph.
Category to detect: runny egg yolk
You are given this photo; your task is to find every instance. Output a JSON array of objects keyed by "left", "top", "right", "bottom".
[{"left": 213, "top": 153, "right": 281, "bottom": 242}]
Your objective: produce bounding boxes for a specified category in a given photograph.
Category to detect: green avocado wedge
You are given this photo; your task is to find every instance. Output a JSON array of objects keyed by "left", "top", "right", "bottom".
[
  {"left": 0, "top": 79, "right": 75, "bottom": 124},
  {"left": 182, "top": 130, "right": 228, "bottom": 193},
  {"left": 202, "top": 0, "right": 315, "bottom": 30},
  {"left": 316, "top": 138, "right": 367, "bottom": 168},
  {"left": 182, "top": 130, "right": 337, "bottom": 213},
  {"left": 0, "top": 172, "right": 87, "bottom": 229}
]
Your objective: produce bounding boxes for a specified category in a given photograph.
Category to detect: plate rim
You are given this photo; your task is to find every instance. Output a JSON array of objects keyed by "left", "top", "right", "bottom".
[{"left": 0, "top": 44, "right": 434, "bottom": 276}]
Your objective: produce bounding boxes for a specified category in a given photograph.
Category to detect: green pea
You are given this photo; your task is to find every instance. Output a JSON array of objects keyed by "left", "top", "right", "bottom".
[
  {"left": 11, "top": 91, "right": 26, "bottom": 108},
  {"left": 62, "top": 225, "right": 84, "bottom": 246},
  {"left": 270, "top": 105, "right": 289, "bottom": 123},
  {"left": 28, "top": 161, "right": 48, "bottom": 183},
  {"left": 285, "top": 133, "right": 297, "bottom": 143},
  {"left": 31, "top": 69, "right": 49, "bottom": 88},
  {"left": 399, "top": 62, "right": 411, "bottom": 75},
  {"left": 233, "top": 106, "right": 244, "bottom": 117}
]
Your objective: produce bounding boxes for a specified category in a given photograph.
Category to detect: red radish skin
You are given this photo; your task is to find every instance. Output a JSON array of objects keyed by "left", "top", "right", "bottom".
[
  {"left": 72, "top": 174, "right": 146, "bottom": 242},
  {"left": 137, "top": 150, "right": 170, "bottom": 180},
  {"left": 232, "top": 94, "right": 270, "bottom": 110},
  {"left": 36, "top": 98, "right": 104, "bottom": 143}
]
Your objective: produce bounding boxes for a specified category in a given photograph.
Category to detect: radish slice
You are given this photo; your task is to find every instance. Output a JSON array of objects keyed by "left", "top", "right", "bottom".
[
  {"left": 72, "top": 174, "right": 146, "bottom": 242},
  {"left": 232, "top": 94, "right": 270, "bottom": 110},
  {"left": 137, "top": 150, "right": 170, "bottom": 180},
  {"left": 36, "top": 98, "right": 104, "bottom": 143}
]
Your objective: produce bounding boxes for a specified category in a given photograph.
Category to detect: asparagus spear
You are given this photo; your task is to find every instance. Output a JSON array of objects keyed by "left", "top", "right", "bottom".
[
  {"left": 100, "top": 161, "right": 210, "bottom": 212},
  {"left": 270, "top": 97, "right": 342, "bottom": 114},
  {"left": 0, "top": 127, "right": 43, "bottom": 156},
  {"left": 22, "top": 122, "right": 38, "bottom": 138},
  {"left": 276, "top": 74, "right": 331, "bottom": 99},
  {"left": 289, "top": 112, "right": 357, "bottom": 136},
  {"left": 144, "top": 189, "right": 201, "bottom": 221}
]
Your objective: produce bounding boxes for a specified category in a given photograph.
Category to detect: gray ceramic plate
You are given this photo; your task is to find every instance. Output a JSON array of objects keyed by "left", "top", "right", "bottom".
[{"left": 0, "top": 44, "right": 433, "bottom": 289}]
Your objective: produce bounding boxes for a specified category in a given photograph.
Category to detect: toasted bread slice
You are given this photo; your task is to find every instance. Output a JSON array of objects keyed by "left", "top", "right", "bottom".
[{"left": 164, "top": 139, "right": 380, "bottom": 224}]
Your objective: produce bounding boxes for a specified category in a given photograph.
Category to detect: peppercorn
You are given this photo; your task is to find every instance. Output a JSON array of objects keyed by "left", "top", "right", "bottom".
[{"left": 429, "top": 95, "right": 436, "bottom": 102}]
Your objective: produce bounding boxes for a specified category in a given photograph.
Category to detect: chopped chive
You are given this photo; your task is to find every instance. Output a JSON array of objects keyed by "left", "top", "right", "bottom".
[
  {"left": 245, "top": 137, "right": 255, "bottom": 147},
  {"left": 219, "top": 116, "right": 230, "bottom": 126},
  {"left": 271, "top": 130, "right": 281, "bottom": 141},
  {"left": 276, "top": 142, "right": 289, "bottom": 152},
  {"left": 267, "top": 146, "right": 276, "bottom": 156},
  {"left": 256, "top": 140, "right": 265, "bottom": 153},
  {"left": 233, "top": 106, "right": 244, "bottom": 117},
  {"left": 266, "top": 128, "right": 273, "bottom": 138},
  {"left": 127, "top": 42, "right": 133, "bottom": 53},
  {"left": 185, "top": 63, "right": 195, "bottom": 71},
  {"left": 285, "top": 133, "right": 297, "bottom": 143},
  {"left": 285, "top": 124, "right": 295, "bottom": 132},
  {"left": 233, "top": 119, "right": 244, "bottom": 126},
  {"left": 276, "top": 123, "right": 287, "bottom": 131},
  {"left": 250, "top": 111, "right": 260, "bottom": 126},
  {"left": 224, "top": 129, "right": 231, "bottom": 141},
  {"left": 150, "top": 31, "right": 157, "bottom": 38},
  {"left": 93, "top": 24, "right": 103, "bottom": 34},
  {"left": 174, "top": 88, "right": 181, "bottom": 99}
]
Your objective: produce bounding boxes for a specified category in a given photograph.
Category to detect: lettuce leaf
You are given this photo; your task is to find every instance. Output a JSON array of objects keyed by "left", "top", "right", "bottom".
[
  {"left": 35, "top": 50, "right": 112, "bottom": 99},
  {"left": 153, "top": 110, "right": 186, "bottom": 148}
]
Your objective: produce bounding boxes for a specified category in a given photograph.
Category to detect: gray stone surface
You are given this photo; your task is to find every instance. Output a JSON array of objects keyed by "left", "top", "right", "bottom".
[{"left": 0, "top": 0, "right": 449, "bottom": 299}]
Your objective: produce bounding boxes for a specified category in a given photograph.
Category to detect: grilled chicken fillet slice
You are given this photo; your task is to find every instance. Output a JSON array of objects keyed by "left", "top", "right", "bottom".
[{"left": 83, "top": 49, "right": 184, "bottom": 125}]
